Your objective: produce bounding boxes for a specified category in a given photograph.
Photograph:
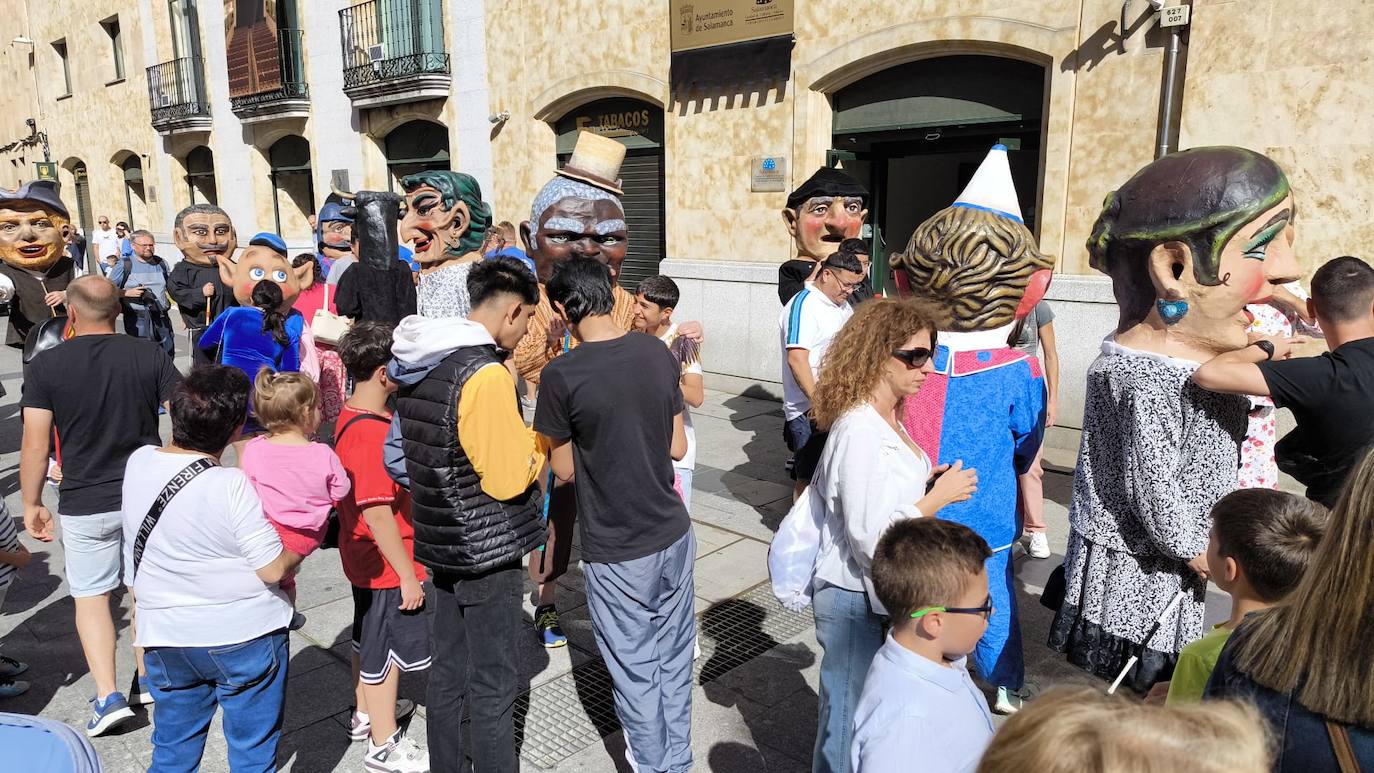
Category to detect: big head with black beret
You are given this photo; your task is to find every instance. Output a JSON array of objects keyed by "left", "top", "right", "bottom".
[{"left": 782, "top": 167, "right": 869, "bottom": 261}]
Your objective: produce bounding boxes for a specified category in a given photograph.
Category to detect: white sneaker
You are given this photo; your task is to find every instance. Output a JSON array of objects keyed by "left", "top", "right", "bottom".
[
  {"left": 364, "top": 728, "right": 430, "bottom": 773},
  {"left": 993, "top": 686, "right": 1023, "bottom": 715},
  {"left": 1026, "top": 532, "right": 1051, "bottom": 559}
]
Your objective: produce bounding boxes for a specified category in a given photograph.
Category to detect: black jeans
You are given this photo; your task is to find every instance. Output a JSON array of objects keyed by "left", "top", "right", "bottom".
[{"left": 427, "top": 562, "right": 523, "bottom": 773}]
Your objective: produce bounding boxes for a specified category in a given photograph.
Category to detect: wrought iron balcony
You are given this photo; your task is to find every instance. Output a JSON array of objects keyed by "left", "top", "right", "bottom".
[
  {"left": 339, "top": 0, "right": 450, "bottom": 109},
  {"left": 229, "top": 28, "right": 310, "bottom": 124},
  {"left": 146, "top": 57, "right": 211, "bottom": 134}
]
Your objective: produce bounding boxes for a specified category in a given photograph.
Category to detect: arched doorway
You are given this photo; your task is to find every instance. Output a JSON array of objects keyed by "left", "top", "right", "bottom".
[
  {"left": 118, "top": 152, "right": 148, "bottom": 228},
  {"left": 553, "top": 97, "right": 665, "bottom": 289},
  {"left": 268, "top": 135, "right": 314, "bottom": 236},
  {"left": 185, "top": 145, "right": 217, "bottom": 206},
  {"left": 828, "top": 54, "right": 1047, "bottom": 293},
  {"left": 65, "top": 158, "right": 96, "bottom": 272},
  {"left": 384, "top": 120, "right": 449, "bottom": 190}
]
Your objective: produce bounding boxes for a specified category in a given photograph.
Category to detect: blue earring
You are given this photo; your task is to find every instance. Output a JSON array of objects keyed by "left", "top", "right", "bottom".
[{"left": 1156, "top": 299, "right": 1189, "bottom": 325}]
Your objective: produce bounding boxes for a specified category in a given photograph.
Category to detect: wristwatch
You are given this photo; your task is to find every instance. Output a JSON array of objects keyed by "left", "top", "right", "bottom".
[{"left": 1252, "top": 340, "right": 1276, "bottom": 360}]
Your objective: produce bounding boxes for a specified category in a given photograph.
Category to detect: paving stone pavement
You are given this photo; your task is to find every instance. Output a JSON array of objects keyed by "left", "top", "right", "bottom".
[{"left": 0, "top": 323, "right": 1235, "bottom": 772}]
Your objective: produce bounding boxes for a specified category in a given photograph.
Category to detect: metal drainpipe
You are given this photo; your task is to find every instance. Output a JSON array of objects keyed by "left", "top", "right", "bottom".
[{"left": 1156, "top": 23, "right": 1184, "bottom": 159}]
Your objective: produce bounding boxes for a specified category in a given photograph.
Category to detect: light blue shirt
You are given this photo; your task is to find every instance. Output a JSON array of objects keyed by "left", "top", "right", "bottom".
[{"left": 851, "top": 636, "right": 995, "bottom": 773}]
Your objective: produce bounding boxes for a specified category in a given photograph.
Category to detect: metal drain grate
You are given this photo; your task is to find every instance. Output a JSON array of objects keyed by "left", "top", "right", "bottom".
[{"left": 516, "top": 582, "right": 814, "bottom": 769}]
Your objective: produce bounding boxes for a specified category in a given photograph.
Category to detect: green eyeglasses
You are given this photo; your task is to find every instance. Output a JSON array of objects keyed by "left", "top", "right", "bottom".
[{"left": 910, "top": 596, "right": 994, "bottom": 621}]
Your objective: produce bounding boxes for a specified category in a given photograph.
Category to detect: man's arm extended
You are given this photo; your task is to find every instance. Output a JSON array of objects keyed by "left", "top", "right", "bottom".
[
  {"left": 20, "top": 408, "right": 55, "bottom": 541},
  {"left": 1192, "top": 336, "right": 1306, "bottom": 395}
]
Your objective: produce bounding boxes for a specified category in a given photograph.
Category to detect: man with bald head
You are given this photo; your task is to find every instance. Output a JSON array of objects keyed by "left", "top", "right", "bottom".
[{"left": 20, "top": 274, "right": 182, "bottom": 734}]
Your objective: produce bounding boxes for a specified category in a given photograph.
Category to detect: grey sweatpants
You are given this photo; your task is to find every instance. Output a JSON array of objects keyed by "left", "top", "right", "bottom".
[{"left": 583, "top": 529, "right": 696, "bottom": 773}]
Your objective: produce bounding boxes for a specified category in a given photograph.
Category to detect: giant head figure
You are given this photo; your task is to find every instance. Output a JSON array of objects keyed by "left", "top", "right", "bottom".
[
  {"left": 316, "top": 200, "right": 353, "bottom": 266},
  {"left": 172, "top": 203, "right": 237, "bottom": 267},
  {"left": 398, "top": 170, "right": 492, "bottom": 265},
  {"left": 1089, "top": 146, "right": 1302, "bottom": 354},
  {"left": 894, "top": 145, "right": 1055, "bottom": 332},
  {"left": 0, "top": 180, "right": 72, "bottom": 273},
  {"left": 521, "top": 131, "right": 628, "bottom": 284},
  {"left": 782, "top": 167, "right": 869, "bottom": 261},
  {"left": 220, "top": 232, "right": 308, "bottom": 310}
]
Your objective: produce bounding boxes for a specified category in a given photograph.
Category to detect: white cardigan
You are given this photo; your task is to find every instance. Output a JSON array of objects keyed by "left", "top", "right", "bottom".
[{"left": 811, "top": 403, "right": 931, "bottom": 613}]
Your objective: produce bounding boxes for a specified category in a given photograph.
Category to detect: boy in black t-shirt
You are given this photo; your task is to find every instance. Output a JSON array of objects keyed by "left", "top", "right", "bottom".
[
  {"left": 533, "top": 258, "right": 695, "bottom": 773},
  {"left": 1194, "top": 255, "right": 1374, "bottom": 506}
]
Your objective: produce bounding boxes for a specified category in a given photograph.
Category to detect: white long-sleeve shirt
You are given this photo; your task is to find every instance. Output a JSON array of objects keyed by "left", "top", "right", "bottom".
[{"left": 811, "top": 403, "right": 930, "bottom": 614}]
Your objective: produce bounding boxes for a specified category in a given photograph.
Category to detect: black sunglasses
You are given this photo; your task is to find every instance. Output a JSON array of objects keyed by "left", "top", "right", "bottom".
[{"left": 892, "top": 347, "right": 933, "bottom": 369}]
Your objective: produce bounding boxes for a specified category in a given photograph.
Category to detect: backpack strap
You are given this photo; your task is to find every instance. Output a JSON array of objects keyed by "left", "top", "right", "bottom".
[
  {"left": 1327, "top": 720, "right": 1362, "bottom": 773},
  {"left": 334, "top": 412, "right": 390, "bottom": 445},
  {"left": 116, "top": 258, "right": 133, "bottom": 290}
]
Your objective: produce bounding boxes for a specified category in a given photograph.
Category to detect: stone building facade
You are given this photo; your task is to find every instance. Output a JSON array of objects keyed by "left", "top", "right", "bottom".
[{"left": 1, "top": 0, "right": 1371, "bottom": 436}]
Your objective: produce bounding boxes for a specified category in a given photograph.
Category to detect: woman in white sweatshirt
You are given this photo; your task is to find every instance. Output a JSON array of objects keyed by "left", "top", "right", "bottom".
[{"left": 806, "top": 298, "right": 979, "bottom": 773}]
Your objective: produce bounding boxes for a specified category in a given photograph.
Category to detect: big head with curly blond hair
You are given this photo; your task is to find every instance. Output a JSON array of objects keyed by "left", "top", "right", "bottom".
[{"left": 892, "top": 145, "right": 1052, "bottom": 704}]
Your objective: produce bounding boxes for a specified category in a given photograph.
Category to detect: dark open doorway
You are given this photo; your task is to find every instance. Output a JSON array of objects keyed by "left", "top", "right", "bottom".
[{"left": 828, "top": 54, "right": 1047, "bottom": 293}]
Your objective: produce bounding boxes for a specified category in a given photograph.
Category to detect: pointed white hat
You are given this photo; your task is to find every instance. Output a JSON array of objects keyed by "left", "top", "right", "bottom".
[{"left": 952, "top": 144, "right": 1023, "bottom": 224}]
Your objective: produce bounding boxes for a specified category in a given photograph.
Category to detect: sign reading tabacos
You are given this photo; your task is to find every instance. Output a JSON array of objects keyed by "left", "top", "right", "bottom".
[{"left": 670, "top": 0, "right": 793, "bottom": 53}]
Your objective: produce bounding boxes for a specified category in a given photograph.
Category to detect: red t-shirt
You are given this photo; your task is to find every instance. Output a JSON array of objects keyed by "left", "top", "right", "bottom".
[{"left": 333, "top": 405, "right": 426, "bottom": 588}]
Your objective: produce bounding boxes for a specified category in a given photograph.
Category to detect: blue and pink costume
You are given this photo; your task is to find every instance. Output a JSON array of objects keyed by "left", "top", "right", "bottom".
[{"left": 902, "top": 327, "right": 1045, "bottom": 690}]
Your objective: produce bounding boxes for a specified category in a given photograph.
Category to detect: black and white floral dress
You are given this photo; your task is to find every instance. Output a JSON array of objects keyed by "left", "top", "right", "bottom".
[{"left": 1048, "top": 338, "right": 1247, "bottom": 692}]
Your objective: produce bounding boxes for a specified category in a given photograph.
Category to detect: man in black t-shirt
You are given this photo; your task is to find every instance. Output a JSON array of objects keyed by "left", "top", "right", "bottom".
[
  {"left": 533, "top": 258, "right": 695, "bottom": 773},
  {"left": 19, "top": 275, "right": 181, "bottom": 734},
  {"left": 1194, "top": 255, "right": 1374, "bottom": 506}
]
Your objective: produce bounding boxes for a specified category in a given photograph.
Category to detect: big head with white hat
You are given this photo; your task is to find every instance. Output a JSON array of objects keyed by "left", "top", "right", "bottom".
[
  {"left": 893, "top": 144, "right": 1055, "bottom": 333},
  {"left": 521, "top": 131, "right": 629, "bottom": 283}
]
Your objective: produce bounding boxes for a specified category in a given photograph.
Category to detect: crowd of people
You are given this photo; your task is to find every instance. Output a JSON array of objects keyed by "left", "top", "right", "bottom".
[{"left": 0, "top": 128, "right": 1373, "bottom": 773}]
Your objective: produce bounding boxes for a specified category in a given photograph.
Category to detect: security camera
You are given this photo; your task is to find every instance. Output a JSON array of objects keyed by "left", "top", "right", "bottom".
[{"left": 488, "top": 111, "right": 511, "bottom": 124}]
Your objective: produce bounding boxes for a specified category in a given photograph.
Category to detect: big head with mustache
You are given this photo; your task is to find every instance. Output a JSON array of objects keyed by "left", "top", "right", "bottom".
[
  {"left": 782, "top": 167, "right": 869, "bottom": 262},
  {"left": 173, "top": 203, "right": 237, "bottom": 267},
  {"left": 398, "top": 170, "right": 492, "bottom": 265}
]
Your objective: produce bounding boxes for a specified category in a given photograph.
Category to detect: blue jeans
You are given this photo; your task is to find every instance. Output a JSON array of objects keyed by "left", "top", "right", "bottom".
[
  {"left": 143, "top": 631, "right": 289, "bottom": 773},
  {"left": 812, "top": 583, "right": 885, "bottom": 773}
]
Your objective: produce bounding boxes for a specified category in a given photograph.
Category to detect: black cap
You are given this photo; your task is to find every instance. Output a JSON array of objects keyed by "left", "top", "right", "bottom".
[
  {"left": 0, "top": 179, "right": 69, "bottom": 219},
  {"left": 786, "top": 167, "right": 869, "bottom": 210}
]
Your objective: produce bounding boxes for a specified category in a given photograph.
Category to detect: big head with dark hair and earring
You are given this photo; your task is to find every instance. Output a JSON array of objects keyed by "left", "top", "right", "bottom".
[
  {"left": 399, "top": 170, "right": 493, "bottom": 320},
  {"left": 1050, "top": 147, "right": 1302, "bottom": 694}
]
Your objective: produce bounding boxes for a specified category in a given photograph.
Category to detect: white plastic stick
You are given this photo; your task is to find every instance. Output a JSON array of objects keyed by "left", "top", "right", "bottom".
[{"left": 1106, "top": 589, "right": 1188, "bottom": 695}]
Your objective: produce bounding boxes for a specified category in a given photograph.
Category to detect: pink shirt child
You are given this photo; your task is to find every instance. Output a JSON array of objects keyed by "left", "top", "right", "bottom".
[{"left": 240, "top": 435, "right": 351, "bottom": 558}]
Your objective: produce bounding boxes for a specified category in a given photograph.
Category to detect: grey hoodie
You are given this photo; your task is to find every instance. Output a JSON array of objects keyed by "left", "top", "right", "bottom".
[{"left": 383, "top": 315, "right": 498, "bottom": 487}]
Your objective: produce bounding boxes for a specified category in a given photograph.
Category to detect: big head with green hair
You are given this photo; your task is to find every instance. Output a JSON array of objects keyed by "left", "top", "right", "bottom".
[
  {"left": 399, "top": 170, "right": 493, "bottom": 265},
  {"left": 1090, "top": 146, "right": 1303, "bottom": 356}
]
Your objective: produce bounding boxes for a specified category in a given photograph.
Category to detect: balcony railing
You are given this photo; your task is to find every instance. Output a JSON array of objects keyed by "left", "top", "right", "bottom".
[
  {"left": 146, "top": 57, "right": 210, "bottom": 130},
  {"left": 339, "top": 0, "right": 449, "bottom": 92},
  {"left": 229, "top": 28, "right": 309, "bottom": 114}
]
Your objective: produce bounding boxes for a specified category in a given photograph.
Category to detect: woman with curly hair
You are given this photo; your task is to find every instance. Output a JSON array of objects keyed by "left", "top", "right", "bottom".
[{"left": 807, "top": 297, "right": 979, "bottom": 773}]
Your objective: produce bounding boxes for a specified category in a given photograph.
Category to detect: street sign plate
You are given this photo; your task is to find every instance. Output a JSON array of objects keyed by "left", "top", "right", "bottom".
[{"left": 1161, "top": 5, "right": 1190, "bottom": 27}]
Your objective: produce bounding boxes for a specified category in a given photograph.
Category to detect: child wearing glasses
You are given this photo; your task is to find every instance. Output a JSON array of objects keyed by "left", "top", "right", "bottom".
[{"left": 851, "top": 518, "right": 997, "bottom": 773}]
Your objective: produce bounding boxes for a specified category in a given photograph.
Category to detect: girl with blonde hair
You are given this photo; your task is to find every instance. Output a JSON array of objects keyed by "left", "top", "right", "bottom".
[
  {"left": 1206, "top": 447, "right": 1374, "bottom": 771},
  {"left": 806, "top": 297, "right": 979, "bottom": 773},
  {"left": 240, "top": 369, "right": 351, "bottom": 625},
  {"left": 977, "top": 685, "right": 1270, "bottom": 773}
]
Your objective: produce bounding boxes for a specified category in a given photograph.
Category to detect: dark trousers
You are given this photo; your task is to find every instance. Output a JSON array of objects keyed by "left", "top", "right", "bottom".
[{"left": 427, "top": 562, "right": 523, "bottom": 773}]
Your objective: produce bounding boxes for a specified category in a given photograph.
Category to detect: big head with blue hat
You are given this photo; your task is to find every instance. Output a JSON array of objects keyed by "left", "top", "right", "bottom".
[
  {"left": 893, "top": 144, "right": 1055, "bottom": 332},
  {"left": 0, "top": 179, "right": 72, "bottom": 272},
  {"left": 316, "top": 200, "right": 354, "bottom": 266},
  {"left": 219, "top": 231, "right": 308, "bottom": 310}
]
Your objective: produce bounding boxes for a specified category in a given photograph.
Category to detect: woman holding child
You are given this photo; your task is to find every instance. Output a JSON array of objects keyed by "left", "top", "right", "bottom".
[{"left": 806, "top": 298, "right": 978, "bottom": 773}]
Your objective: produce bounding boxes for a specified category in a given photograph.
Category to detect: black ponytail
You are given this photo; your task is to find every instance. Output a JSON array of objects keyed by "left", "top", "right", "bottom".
[{"left": 251, "top": 281, "right": 290, "bottom": 347}]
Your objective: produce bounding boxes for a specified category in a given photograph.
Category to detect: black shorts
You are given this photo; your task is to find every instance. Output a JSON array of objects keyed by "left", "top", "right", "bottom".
[
  {"left": 351, "top": 586, "right": 433, "bottom": 684},
  {"left": 784, "top": 415, "right": 828, "bottom": 482}
]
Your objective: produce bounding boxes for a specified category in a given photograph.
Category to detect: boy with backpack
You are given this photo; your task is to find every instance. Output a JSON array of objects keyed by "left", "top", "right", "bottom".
[{"left": 334, "top": 321, "right": 431, "bottom": 772}]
